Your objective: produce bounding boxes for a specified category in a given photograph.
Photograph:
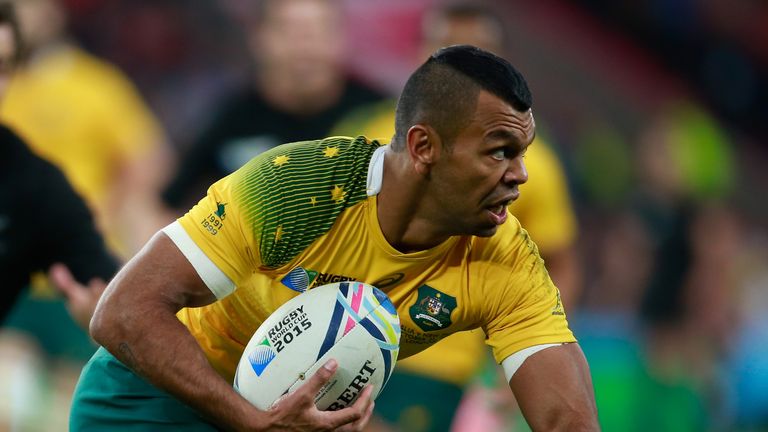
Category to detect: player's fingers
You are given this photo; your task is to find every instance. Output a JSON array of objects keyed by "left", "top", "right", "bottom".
[
  {"left": 355, "top": 398, "right": 376, "bottom": 431},
  {"left": 347, "top": 388, "right": 375, "bottom": 431},
  {"left": 350, "top": 385, "right": 374, "bottom": 411},
  {"left": 49, "top": 263, "right": 85, "bottom": 301},
  {"left": 302, "top": 359, "right": 338, "bottom": 396},
  {"left": 326, "top": 385, "right": 374, "bottom": 430}
]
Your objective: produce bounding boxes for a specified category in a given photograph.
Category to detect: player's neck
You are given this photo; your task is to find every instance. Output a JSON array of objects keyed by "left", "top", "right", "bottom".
[{"left": 376, "top": 152, "right": 452, "bottom": 253}]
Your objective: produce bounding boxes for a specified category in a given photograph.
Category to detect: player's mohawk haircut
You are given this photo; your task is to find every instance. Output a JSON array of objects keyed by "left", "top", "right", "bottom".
[
  {"left": 393, "top": 44, "right": 532, "bottom": 149},
  {"left": 431, "top": 44, "right": 532, "bottom": 111}
]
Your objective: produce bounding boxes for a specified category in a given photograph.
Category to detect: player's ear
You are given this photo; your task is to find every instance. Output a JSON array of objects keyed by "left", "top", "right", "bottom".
[{"left": 406, "top": 125, "right": 439, "bottom": 175}]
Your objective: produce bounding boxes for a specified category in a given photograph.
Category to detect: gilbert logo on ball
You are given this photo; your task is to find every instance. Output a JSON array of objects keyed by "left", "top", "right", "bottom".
[{"left": 234, "top": 281, "right": 400, "bottom": 410}]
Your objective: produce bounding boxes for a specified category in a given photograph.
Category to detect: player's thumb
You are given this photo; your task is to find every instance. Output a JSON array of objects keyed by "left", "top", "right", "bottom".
[{"left": 306, "top": 359, "right": 338, "bottom": 394}]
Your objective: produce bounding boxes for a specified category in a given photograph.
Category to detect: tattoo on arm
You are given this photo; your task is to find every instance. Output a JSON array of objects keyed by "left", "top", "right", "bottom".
[{"left": 118, "top": 342, "right": 144, "bottom": 375}]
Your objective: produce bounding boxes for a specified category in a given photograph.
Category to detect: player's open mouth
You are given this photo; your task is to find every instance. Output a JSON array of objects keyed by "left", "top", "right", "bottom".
[
  {"left": 486, "top": 203, "right": 509, "bottom": 225},
  {"left": 489, "top": 204, "right": 505, "bottom": 214}
]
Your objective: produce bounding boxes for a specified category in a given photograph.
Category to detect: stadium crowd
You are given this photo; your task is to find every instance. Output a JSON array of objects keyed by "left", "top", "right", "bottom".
[{"left": 1, "top": 0, "right": 766, "bottom": 430}]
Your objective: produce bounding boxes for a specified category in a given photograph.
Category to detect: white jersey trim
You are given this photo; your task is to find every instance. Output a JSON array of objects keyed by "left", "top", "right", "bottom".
[
  {"left": 366, "top": 145, "right": 388, "bottom": 196},
  {"left": 502, "top": 343, "right": 563, "bottom": 381},
  {"left": 162, "top": 221, "right": 235, "bottom": 299}
]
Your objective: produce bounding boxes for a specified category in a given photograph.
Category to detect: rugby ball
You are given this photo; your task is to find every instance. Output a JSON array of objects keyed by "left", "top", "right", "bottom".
[{"left": 234, "top": 281, "right": 400, "bottom": 411}]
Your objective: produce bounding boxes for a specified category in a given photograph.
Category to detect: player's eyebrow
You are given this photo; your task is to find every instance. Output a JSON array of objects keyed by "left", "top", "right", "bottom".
[
  {"left": 484, "top": 129, "right": 531, "bottom": 152},
  {"left": 484, "top": 129, "right": 517, "bottom": 143}
]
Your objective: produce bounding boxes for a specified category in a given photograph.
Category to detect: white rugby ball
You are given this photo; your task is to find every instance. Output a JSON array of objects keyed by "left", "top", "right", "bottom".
[{"left": 234, "top": 281, "right": 400, "bottom": 411}]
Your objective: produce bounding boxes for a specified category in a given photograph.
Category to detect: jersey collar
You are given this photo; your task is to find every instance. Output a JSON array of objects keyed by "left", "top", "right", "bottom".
[{"left": 366, "top": 144, "right": 388, "bottom": 196}]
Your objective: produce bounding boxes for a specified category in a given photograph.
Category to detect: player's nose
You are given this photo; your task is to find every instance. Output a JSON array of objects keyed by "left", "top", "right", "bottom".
[{"left": 503, "top": 156, "right": 528, "bottom": 185}]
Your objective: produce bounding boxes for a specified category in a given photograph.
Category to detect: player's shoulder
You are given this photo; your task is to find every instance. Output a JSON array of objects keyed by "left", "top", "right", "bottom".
[
  {"left": 265, "top": 134, "right": 381, "bottom": 161},
  {"left": 230, "top": 135, "right": 381, "bottom": 192},
  {"left": 216, "top": 136, "right": 384, "bottom": 269}
]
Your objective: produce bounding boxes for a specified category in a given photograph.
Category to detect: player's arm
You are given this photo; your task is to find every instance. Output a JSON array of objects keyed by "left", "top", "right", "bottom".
[
  {"left": 90, "top": 232, "right": 373, "bottom": 431},
  {"left": 89, "top": 231, "right": 260, "bottom": 428},
  {"left": 484, "top": 223, "right": 598, "bottom": 431},
  {"left": 504, "top": 343, "right": 598, "bottom": 431}
]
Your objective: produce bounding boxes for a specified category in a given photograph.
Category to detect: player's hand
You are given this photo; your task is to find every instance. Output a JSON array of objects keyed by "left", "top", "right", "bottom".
[
  {"left": 264, "top": 359, "right": 375, "bottom": 431},
  {"left": 49, "top": 263, "right": 107, "bottom": 330}
]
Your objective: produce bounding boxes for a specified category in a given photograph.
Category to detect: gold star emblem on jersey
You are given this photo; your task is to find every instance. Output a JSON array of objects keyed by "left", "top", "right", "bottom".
[
  {"left": 309, "top": 197, "right": 318, "bottom": 206},
  {"left": 322, "top": 146, "right": 340, "bottom": 158},
  {"left": 330, "top": 185, "right": 346, "bottom": 204},
  {"left": 272, "top": 155, "right": 290, "bottom": 167}
]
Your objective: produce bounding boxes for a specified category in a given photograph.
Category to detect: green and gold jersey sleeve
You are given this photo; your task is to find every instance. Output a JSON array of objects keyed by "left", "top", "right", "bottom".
[
  {"left": 166, "top": 136, "right": 381, "bottom": 298},
  {"left": 478, "top": 220, "right": 576, "bottom": 364}
]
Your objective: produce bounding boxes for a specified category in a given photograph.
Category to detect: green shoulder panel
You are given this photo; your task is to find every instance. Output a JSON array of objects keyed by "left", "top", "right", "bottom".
[{"left": 230, "top": 136, "right": 382, "bottom": 269}]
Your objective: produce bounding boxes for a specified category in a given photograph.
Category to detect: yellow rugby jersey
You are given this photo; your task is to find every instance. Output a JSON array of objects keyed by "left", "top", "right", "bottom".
[
  {"left": 333, "top": 104, "right": 578, "bottom": 384},
  {"left": 167, "top": 136, "right": 574, "bottom": 382}
]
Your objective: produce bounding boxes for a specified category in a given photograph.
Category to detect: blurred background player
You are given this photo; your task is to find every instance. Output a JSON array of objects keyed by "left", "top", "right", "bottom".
[
  {"left": 0, "top": 0, "right": 171, "bottom": 428},
  {"left": 0, "top": 0, "right": 170, "bottom": 375},
  {"left": 161, "top": 0, "right": 385, "bottom": 211},
  {"left": 333, "top": 3, "right": 580, "bottom": 431},
  {"left": 0, "top": 0, "right": 115, "bottom": 329},
  {"left": 0, "top": 2, "right": 118, "bottom": 429},
  {"left": 0, "top": 0, "right": 171, "bottom": 258}
]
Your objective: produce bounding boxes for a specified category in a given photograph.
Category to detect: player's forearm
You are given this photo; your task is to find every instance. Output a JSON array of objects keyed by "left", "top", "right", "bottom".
[
  {"left": 91, "top": 294, "right": 273, "bottom": 431},
  {"left": 89, "top": 234, "right": 274, "bottom": 431}
]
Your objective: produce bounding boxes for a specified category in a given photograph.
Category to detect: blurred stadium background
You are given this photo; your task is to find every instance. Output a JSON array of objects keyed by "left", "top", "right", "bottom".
[{"left": 1, "top": 0, "right": 767, "bottom": 430}]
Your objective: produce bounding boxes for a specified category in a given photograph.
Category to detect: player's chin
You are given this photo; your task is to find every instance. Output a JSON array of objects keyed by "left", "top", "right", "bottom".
[{"left": 472, "top": 224, "right": 500, "bottom": 238}]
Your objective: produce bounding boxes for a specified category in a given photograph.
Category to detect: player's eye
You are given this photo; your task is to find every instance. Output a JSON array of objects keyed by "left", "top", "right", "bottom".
[{"left": 491, "top": 149, "right": 505, "bottom": 161}]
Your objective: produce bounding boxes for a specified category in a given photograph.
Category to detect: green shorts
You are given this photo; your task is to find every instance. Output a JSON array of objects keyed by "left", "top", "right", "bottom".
[
  {"left": 70, "top": 347, "right": 219, "bottom": 431},
  {"left": 374, "top": 370, "right": 464, "bottom": 432}
]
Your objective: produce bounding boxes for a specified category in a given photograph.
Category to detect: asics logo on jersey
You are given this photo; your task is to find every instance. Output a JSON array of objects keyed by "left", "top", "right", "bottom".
[{"left": 371, "top": 273, "right": 405, "bottom": 289}]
